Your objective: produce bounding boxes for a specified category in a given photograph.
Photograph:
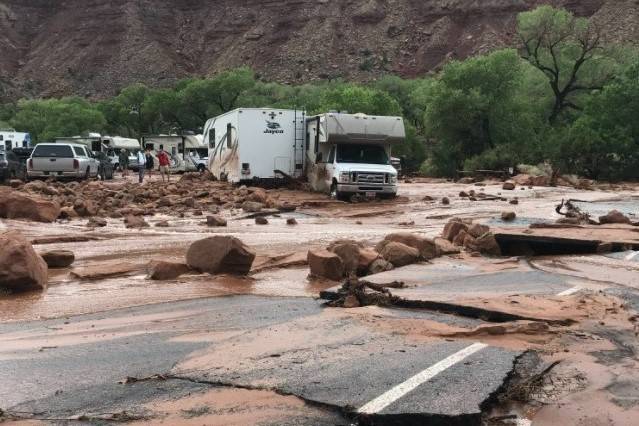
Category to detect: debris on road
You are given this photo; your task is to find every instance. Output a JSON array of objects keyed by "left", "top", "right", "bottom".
[
  {"left": 186, "top": 236, "right": 256, "bottom": 275},
  {"left": 41, "top": 250, "right": 75, "bottom": 268},
  {"left": 147, "top": 261, "right": 192, "bottom": 280},
  {"left": 0, "top": 231, "right": 48, "bottom": 292},
  {"left": 0, "top": 188, "right": 60, "bottom": 222}
]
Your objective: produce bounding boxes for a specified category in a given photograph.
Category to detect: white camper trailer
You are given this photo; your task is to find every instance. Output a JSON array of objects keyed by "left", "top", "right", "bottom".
[
  {"left": 1, "top": 129, "right": 31, "bottom": 150},
  {"left": 203, "top": 108, "right": 306, "bottom": 183},
  {"left": 305, "top": 112, "right": 404, "bottom": 199},
  {"left": 141, "top": 134, "right": 206, "bottom": 173},
  {"left": 55, "top": 135, "right": 141, "bottom": 168}
]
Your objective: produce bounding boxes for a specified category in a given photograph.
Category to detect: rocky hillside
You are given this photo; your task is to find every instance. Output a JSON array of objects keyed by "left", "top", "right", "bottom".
[{"left": 0, "top": 0, "right": 637, "bottom": 99}]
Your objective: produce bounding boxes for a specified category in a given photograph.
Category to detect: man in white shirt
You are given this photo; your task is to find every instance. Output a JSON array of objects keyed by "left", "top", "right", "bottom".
[{"left": 137, "top": 150, "right": 146, "bottom": 183}]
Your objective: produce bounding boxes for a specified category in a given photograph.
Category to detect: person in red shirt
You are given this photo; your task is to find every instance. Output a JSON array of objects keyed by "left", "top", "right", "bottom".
[{"left": 157, "top": 145, "right": 171, "bottom": 183}]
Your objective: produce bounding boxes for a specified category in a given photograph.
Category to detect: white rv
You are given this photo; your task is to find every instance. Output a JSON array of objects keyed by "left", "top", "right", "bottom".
[
  {"left": 1, "top": 129, "right": 31, "bottom": 150},
  {"left": 305, "top": 112, "right": 404, "bottom": 199},
  {"left": 203, "top": 108, "right": 306, "bottom": 183},
  {"left": 55, "top": 134, "right": 141, "bottom": 168},
  {"left": 141, "top": 134, "right": 206, "bottom": 173}
]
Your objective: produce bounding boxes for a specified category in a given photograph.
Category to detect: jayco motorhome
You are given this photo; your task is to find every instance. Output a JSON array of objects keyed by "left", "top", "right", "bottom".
[{"left": 204, "top": 109, "right": 404, "bottom": 199}]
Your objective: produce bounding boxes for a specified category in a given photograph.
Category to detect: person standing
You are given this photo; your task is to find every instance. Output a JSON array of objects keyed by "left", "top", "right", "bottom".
[
  {"left": 157, "top": 145, "right": 171, "bottom": 183},
  {"left": 137, "top": 150, "right": 146, "bottom": 183},
  {"left": 145, "top": 148, "right": 154, "bottom": 179},
  {"left": 119, "top": 149, "right": 129, "bottom": 178}
]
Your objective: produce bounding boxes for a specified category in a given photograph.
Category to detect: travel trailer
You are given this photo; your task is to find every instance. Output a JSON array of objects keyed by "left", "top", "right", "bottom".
[
  {"left": 203, "top": 108, "right": 306, "bottom": 182},
  {"left": 204, "top": 109, "right": 404, "bottom": 199},
  {"left": 55, "top": 134, "right": 140, "bottom": 168},
  {"left": 141, "top": 134, "right": 206, "bottom": 173},
  {"left": 0, "top": 129, "right": 31, "bottom": 150}
]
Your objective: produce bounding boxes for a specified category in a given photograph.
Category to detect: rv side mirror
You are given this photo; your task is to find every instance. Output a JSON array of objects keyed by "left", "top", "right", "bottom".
[{"left": 316, "top": 152, "right": 323, "bottom": 163}]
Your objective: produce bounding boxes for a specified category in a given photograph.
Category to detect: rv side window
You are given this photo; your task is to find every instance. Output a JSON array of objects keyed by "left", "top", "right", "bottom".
[
  {"left": 209, "top": 129, "right": 215, "bottom": 148},
  {"left": 226, "top": 123, "right": 232, "bottom": 149}
]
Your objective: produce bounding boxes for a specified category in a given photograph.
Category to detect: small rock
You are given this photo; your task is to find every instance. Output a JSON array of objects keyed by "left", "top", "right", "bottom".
[
  {"left": 155, "top": 220, "right": 170, "bottom": 227},
  {"left": 124, "top": 215, "right": 149, "bottom": 229},
  {"left": 501, "top": 211, "right": 517, "bottom": 222},
  {"left": 599, "top": 210, "right": 631, "bottom": 225},
  {"left": 509, "top": 199, "right": 519, "bottom": 205},
  {"left": 87, "top": 217, "right": 107, "bottom": 227},
  {"left": 468, "top": 223, "right": 490, "bottom": 238},
  {"left": 442, "top": 219, "right": 469, "bottom": 241},
  {"left": 147, "top": 261, "right": 191, "bottom": 280},
  {"left": 286, "top": 218, "right": 298, "bottom": 225},
  {"left": 242, "top": 201, "right": 264, "bottom": 213},
  {"left": 502, "top": 182, "right": 516, "bottom": 190},
  {"left": 206, "top": 215, "right": 227, "bottom": 227},
  {"left": 41, "top": 250, "right": 75, "bottom": 268},
  {"left": 441, "top": 197, "right": 450, "bottom": 205},
  {"left": 255, "top": 217, "right": 269, "bottom": 225}
]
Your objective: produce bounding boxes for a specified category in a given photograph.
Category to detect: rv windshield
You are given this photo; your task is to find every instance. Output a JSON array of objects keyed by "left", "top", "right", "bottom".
[{"left": 336, "top": 144, "right": 389, "bottom": 165}]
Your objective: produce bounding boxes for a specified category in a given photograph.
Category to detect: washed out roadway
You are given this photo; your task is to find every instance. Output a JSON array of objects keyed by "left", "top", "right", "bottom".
[{"left": 1, "top": 295, "right": 520, "bottom": 425}]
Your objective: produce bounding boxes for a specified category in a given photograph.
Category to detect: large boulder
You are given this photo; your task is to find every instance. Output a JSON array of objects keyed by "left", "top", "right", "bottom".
[
  {"left": 599, "top": 210, "right": 631, "bottom": 225},
  {"left": 0, "top": 189, "right": 60, "bottom": 223},
  {"left": 147, "top": 261, "right": 191, "bottom": 280},
  {"left": 465, "top": 233, "right": 502, "bottom": 256},
  {"left": 442, "top": 219, "right": 469, "bottom": 241},
  {"left": 308, "top": 249, "right": 344, "bottom": 281},
  {"left": 0, "top": 232, "right": 48, "bottom": 292},
  {"left": 434, "top": 238, "right": 461, "bottom": 255},
  {"left": 329, "top": 242, "right": 361, "bottom": 275},
  {"left": 186, "top": 236, "right": 255, "bottom": 275},
  {"left": 377, "top": 233, "right": 438, "bottom": 260},
  {"left": 468, "top": 223, "right": 490, "bottom": 238},
  {"left": 41, "top": 250, "right": 75, "bottom": 268},
  {"left": 379, "top": 242, "right": 420, "bottom": 267},
  {"left": 368, "top": 258, "right": 394, "bottom": 274}
]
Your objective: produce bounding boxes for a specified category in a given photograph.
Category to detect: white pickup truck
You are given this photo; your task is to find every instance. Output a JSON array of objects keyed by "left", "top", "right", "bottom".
[{"left": 27, "top": 143, "right": 99, "bottom": 180}]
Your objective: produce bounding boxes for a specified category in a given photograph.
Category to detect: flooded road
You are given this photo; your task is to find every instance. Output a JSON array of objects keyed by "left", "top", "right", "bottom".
[{"left": 1, "top": 179, "right": 639, "bottom": 425}]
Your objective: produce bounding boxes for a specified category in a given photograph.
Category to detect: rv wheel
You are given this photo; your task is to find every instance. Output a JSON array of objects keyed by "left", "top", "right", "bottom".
[{"left": 330, "top": 182, "right": 347, "bottom": 201}]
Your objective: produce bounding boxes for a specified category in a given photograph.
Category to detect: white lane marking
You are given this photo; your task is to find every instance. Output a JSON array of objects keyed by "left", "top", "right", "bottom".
[
  {"left": 557, "top": 286, "right": 582, "bottom": 296},
  {"left": 358, "top": 342, "right": 488, "bottom": 414},
  {"left": 625, "top": 251, "right": 639, "bottom": 261}
]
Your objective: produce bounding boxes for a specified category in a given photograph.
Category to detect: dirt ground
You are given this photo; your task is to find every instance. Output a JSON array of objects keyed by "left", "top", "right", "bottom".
[{"left": 1, "top": 175, "right": 639, "bottom": 425}]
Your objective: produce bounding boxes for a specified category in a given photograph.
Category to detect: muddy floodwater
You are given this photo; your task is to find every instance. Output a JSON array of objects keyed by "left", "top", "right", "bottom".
[{"left": 2, "top": 178, "right": 639, "bottom": 426}]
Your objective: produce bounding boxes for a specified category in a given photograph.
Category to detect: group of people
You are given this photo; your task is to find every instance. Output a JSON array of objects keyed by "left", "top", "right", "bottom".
[{"left": 118, "top": 145, "right": 172, "bottom": 183}]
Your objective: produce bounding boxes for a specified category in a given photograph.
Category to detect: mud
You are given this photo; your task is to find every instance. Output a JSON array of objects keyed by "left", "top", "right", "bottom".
[{"left": 3, "top": 179, "right": 639, "bottom": 425}]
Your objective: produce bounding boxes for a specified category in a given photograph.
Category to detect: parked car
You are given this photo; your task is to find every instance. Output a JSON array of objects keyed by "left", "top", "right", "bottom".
[
  {"left": 0, "top": 150, "right": 23, "bottom": 181},
  {"left": 11, "top": 147, "right": 33, "bottom": 180},
  {"left": 27, "top": 143, "right": 99, "bottom": 180}
]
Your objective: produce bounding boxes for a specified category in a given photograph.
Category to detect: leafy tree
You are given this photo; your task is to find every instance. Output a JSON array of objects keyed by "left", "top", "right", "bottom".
[
  {"left": 11, "top": 97, "right": 105, "bottom": 143},
  {"left": 423, "top": 49, "right": 539, "bottom": 175},
  {"left": 517, "top": 6, "right": 618, "bottom": 122},
  {"left": 317, "top": 84, "right": 402, "bottom": 116}
]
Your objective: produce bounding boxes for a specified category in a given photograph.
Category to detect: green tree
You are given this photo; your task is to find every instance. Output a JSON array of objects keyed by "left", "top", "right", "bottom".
[
  {"left": 423, "top": 49, "right": 539, "bottom": 175},
  {"left": 517, "top": 6, "right": 617, "bottom": 122},
  {"left": 11, "top": 97, "right": 106, "bottom": 143},
  {"left": 317, "top": 84, "right": 402, "bottom": 116}
]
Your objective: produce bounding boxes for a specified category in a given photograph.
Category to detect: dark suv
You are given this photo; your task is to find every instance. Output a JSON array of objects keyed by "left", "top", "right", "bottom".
[{"left": 0, "top": 150, "right": 23, "bottom": 181}]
